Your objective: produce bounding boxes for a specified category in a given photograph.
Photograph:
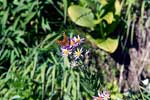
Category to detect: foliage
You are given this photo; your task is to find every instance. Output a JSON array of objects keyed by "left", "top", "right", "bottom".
[
  {"left": 0, "top": 0, "right": 150, "bottom": 100},
  {"left": 68, "top": 0, "right": 122, "bottom": 53}
]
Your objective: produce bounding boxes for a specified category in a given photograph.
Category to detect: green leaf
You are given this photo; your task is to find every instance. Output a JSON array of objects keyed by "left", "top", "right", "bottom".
[
  {"left": 41, "top": 17, "right": 51, "bottom": 32},
  {"left": 115, "top": 0, "right": 122, "bottom": 16},
  {"left": 11, "top": 95, "right": 21, "bottom": 100},
  {"left": 1, "top": 8, "right": 9, "bottom": 28},
  {"left": 12, "top": 16, "right": 20, "bottom": 30},
  {"left": 63, "top": 0, "right": 68, "bottom": 24},
  {"left": 10, "top": 50, "right": 16, "bottom": 64},
  {"left": 98, "top": 0, "right": 108, "bottom": 6},
  {"left": 103, "top": 12, "right": 114, "bottom": 24},
  {"left": 68, "top": 5, "right": 95, "bottom": 28},
  {"left": 86, "top": 34, "right": 118, "bottom": 53},
  {"left": 24, "top": 12, "right": 36, "bottom": 25}
]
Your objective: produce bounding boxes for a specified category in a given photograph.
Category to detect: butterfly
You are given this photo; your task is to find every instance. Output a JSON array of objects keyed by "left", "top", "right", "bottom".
[{"left": 56, "top": 33, "right": 69, "bottom": 47}]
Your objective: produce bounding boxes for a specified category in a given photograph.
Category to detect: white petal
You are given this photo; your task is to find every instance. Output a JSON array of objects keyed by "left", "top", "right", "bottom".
[{"left": 142, "top": 79, "right": 149, "bottom": 86}]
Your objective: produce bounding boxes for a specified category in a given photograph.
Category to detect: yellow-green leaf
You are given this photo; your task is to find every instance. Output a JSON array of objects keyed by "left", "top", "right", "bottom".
[
  {"left": 115, "top": 0, "right": 121, "bottom": 16},
  {"left": 68, "top": 5, "right": 95, "bottom": 28},
  {"left": 103, "top": 12, "right": 114, "bottom": 24},
  {"left": 98, "top": 0, "right": 108, "bottom": 6},
  {"left": 86, "top": 35, "right": 118, "bottom": 53}
]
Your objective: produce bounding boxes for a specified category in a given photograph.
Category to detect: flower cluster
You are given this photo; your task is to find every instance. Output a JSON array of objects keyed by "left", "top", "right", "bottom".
[
  {"left": 60, "top": 35, "right": 85, "bottom": 60},
  {"left": 93, "top": 91, "right": 110, "bottom": 100}
]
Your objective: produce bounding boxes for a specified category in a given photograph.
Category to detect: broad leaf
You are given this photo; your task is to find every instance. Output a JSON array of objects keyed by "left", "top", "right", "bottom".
[
  {"left": 86, "top": 34, "right": 118, "bottom": 53},
  {"left": 68, "top": 5, "right": 95, "bottom": 28},
  {"left": 103, "top": 12, "right": 114, "bottom": 24}
]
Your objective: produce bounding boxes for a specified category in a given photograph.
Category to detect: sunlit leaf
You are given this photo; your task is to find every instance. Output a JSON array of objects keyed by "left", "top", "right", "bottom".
[
  {"left": 98, "top": 0, "right": 108, "bottom": 6},
  {"left": 42, "top": 17, "right": 51, "bottom": 32},
  {"left": 11, "top": 95, "right": 21, "bottom": 99},
  {"left": 68, "top": 5, "right": 95, "bottom": 28},
  {"left": 86, "top": 34, "right": 118, "bottom": 53},
  {"left": 115, "top": 0, "right": 121, "bottom": 16},
  {"left": 103, "top": 12, "right": 114, "bottom": 24}
]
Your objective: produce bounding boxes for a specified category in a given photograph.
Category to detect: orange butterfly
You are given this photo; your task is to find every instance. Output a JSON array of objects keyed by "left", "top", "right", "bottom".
[{"left": 56, "top": 33, "right": 69, "bottom": 47}]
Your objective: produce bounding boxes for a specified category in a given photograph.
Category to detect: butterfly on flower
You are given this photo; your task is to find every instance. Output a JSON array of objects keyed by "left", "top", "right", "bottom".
[
  {"left": 56, "top": 33, "right": 85, "bottom": 58},
  {"left": 56, "top": 33, "right": 69, "bottom": 47}
]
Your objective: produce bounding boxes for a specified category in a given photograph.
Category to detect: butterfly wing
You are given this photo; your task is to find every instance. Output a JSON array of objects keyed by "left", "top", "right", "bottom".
[{"left": 56, "top": 33, "right": 69, "bottom": 47}]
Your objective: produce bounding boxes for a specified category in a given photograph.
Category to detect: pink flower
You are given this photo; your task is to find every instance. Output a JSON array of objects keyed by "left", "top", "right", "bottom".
[
  {"left": 74, "top": 48, "right": 83, "bottom": 60},
  {"left": 74, "top": 35, "right": 84, "bottom": 45},
  {"left": 93, "top": 91, "right": 110, "bottom": 100},
  {"left": 61, "top": 48, "right": 72, "bottom": 57},
  {"left": 69, "top": 38, "right": 76, "bottom": 48}
]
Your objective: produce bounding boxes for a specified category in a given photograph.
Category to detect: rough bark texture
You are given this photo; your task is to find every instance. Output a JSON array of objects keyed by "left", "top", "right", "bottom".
[{"left": 127, "top": 10, "right": 150, "bottom": 91}]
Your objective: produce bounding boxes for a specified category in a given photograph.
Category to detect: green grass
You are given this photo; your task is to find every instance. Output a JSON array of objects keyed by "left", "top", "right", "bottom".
[{"left": 0, "top": 0, "right": 150, "bottom": 100}]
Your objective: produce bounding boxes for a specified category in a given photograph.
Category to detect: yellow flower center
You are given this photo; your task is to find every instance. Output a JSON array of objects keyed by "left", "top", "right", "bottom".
[
  {"left": 64, "top": 49, "right": 69, "bottom": 55},
  {"left": 75, "top": 49, "right": 81, "bottom": 56},
  {"left": 70, "top": 40, "right": 75, "bottom": 46},
  {"left": 76, "top": 38, "right": 80, "bottom": 43}
]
